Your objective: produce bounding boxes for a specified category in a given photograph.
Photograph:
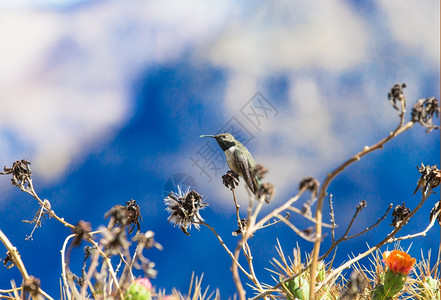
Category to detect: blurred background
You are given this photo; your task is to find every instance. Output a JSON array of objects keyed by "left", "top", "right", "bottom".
[{"left": 0, "top": 0, "right": 439, "bottom": 297}]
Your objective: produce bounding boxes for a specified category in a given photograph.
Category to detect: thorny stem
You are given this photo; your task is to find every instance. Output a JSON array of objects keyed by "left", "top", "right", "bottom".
[{"left": 309, "top": 120, "right": 414, "bottom": 299}]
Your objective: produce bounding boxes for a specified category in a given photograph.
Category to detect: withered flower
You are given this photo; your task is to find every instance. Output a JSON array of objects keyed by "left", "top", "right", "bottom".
[
  {"left": 391, "top": 202, "right": 410, "bottom": 227},
  {"left": 232, "top": 218, "right": 249, "bottom": 236},
  {"left": 357, "top": 200, "right": 367, "bottom": 210},
  {"left": 125, "top": 199, "right": 142, "bottom": 234},
  {"left": 72, "top": 220, "right": 92, "bottom": 247},
  {"left": 252, "top": 164, "right": 268, "bottom": 181},
  {"left": 388, "top": 83, "right": 407, "bottom": 111},
  {"left": 299, "top": 176, "right": 320, "bottom": 198},
  {"left": 0, "top": 159, "right": 32, "bottom": 189},
  {"left": 164, "top": 187, "right": 207, "bottom": 236},
  {"left": 413, "top": 164, "right": 440, "bottom": 196},
  {"left": 259, "top": 182, "right": 275, "bottom": 204},
  {"left": 222, "top": 170, "right": 240, "bottom": 190},
  {"left": 23, "top": 276, "right": 41, "bottom": 298},
  {"left": 100, "top": 226, "right": 130, "bottom": 255},
  {"left": 105, "top": 199, "right": 142, "bottom": 234},
  {"left": 105, "top": 204, "right": 127, "bottom": 227},
  {"left": 430, "top": 201, "right": 440, "bottom": 225},
  {"left": 411, "top": 97, "right": 440, "bottom": 132}
]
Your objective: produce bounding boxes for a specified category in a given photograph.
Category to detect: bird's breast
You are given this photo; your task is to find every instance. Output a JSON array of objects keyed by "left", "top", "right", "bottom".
[{"left": 224, "top": 147, "right": 240, "bottom": 174}]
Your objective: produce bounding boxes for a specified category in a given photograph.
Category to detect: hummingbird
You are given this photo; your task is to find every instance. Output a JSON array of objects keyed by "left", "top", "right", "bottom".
[{"left": 200, "top": 133, "right": 268, "bottom": 203}]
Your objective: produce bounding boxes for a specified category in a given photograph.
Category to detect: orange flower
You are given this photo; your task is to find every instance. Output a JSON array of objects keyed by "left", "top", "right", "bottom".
[{"left": 382, "top": 250, "right": 416, "bottom": 275}]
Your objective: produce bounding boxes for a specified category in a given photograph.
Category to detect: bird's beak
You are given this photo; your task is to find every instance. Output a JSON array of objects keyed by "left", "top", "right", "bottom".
[{"left": 200, "top": 135, "right": 216, "bottom": 138}]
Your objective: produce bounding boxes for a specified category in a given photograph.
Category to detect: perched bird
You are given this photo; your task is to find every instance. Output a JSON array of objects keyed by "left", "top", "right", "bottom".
[{"left": 200, "top": 133, "right": 268, "bottom": 202}]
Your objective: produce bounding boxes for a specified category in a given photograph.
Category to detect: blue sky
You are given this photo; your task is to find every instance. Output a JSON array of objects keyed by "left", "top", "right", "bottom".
[{"left": 0, "top": 0, "right": 439, "bottom": 297}]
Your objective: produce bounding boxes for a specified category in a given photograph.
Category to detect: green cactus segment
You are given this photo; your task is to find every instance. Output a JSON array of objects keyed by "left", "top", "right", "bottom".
[
  {"left": 124, "top": 281, "right": 152, "bottom": 300},
  {"left": 419, "top": 276, "right": 440, "bottom": 300},
  {"left": 372, "top": 270, "right": 407, "bottom": 300},
  {"left": 283, "top": 276, "right": 310, "bottom": 300}
]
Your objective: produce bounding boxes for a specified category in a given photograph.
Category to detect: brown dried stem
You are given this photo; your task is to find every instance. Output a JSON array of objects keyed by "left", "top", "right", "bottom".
[
  {"left": 309, "top": 119, "right": 414, "bottom": 299},
  {"left": 317, "top": 190, "right": 430, "bottom": 290},
  {"left": 319, "top": 203, "right": 393, "bottom": 261},
  {"left": 231, "top": 189, "right": 307, "bottom": 300},
  {"left": 22, "top": 179, "right": 75, "bottom": 231}
]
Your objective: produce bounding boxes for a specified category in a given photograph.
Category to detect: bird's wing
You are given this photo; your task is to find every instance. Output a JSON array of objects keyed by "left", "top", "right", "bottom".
[{"left": 234, "top": 150, "right": 258, "bottom": 194}]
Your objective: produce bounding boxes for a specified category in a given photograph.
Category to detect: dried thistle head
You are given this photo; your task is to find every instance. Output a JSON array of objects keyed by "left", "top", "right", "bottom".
[
  {"left": 0, "top": 159, "right": 32, "bottom": 189},
  {"left": 413, "top": 164, "right": 440, "bottom": 197},
  {"left": 299, "top": 176, "right": 320, "bottom": 198},
  {"left": 164, "top": 187, "right": 207, "bottom": 236},
  {"left": 222, "top": 170, "right": 239, "bottom": 190},
  {"left": 252, "top": 164, "right": 268, "bottom": 181},
  {"left": 72, "top": 220, "right": 92, "bottom": 247},
  {"left": 23, "top": 276, "right": 41, "bottom": 298},
  {"left": 411, "top": 97, "right": 440, "bottom": 132},
  {"left": 388, "top": 83, "right": 407, "bottom": 111},
  {"left": 105, "top": 199, "right": 142, "bottom": 234},
  {"left": 391, "top": 202, "right": 411, "bottom": 227},
  {"left": 258, "top": 182, "right": 275, "bottom": 204},
  {"left": 125, "top": 199, "right": 142, "bottom": 234},
  {"left": 100, "top": 226, "right": 131, "bottom": 255}
]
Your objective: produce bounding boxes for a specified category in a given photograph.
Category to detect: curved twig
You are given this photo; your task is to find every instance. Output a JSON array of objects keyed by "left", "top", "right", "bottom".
[{"left": 309, "top": 120, "right": 414, "bottom": 299}]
